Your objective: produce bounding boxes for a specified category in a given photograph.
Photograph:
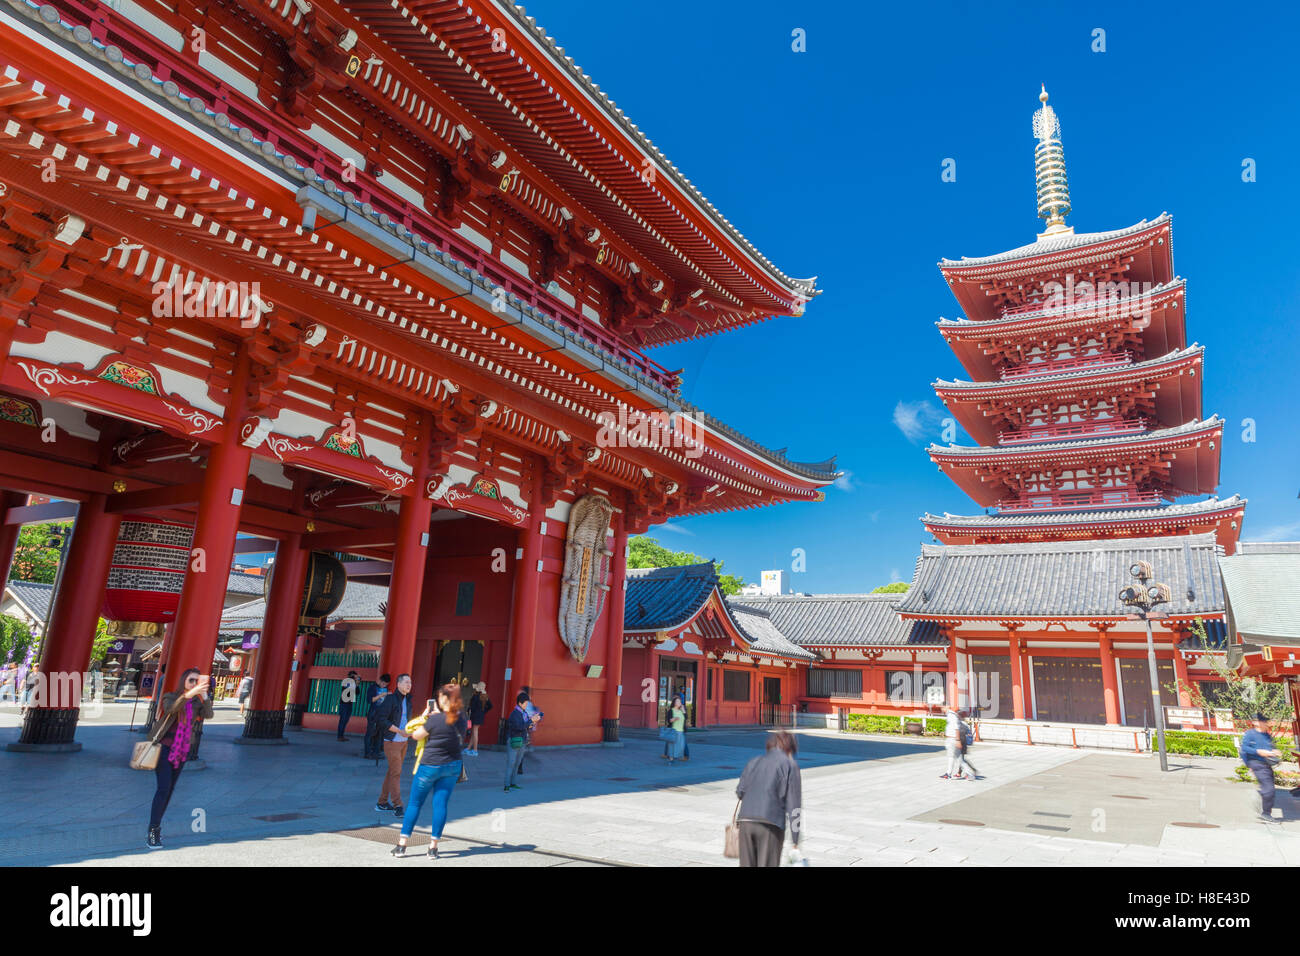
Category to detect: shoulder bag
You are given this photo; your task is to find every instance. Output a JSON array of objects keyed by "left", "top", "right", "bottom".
[
  {"left": 129, "top": 711, "right": 176, "bottom": 771},
  {"left": 723, "top": 800, "right": 741, "bottom": 859}
]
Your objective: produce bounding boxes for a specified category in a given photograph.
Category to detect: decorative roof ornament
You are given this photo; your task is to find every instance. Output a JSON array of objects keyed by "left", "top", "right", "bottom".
[{"left": 1032, "top": 86, "right": 1073, "bottom": 238}]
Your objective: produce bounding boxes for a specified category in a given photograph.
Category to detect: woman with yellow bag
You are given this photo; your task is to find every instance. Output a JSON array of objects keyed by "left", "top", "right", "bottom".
[{"left": 390, "top": 683, "right": 468, "bottom": 859}]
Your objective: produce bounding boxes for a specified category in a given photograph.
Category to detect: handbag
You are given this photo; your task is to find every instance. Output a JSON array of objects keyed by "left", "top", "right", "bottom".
[
  {"left": 458, "top": 760, "right": 469, "bottom": 783},
  {"left": 129, "top": 712, "right": 176, "bottom": 771},
  {"left": 723, "top": 800, "right": 741, "bottom": 859}
]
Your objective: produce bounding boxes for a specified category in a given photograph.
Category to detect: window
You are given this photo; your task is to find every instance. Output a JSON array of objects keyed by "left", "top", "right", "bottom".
[
  {"left": 884, "top": 670, "right": 944, "bottom": 704},
  {"left": 454, "top": 582, "right": 474, "bottom": 616},
  {"left": 807, "top": 667, "right": 863, "bottom": 699},
  {"left": 722, "top": 669, "right": 750, "bottom": 702},
  {"left": 707, "top": 669, "right": 713, "bottom": 701},
  {"left": 1198, "top": 680, "right": 1231, "bottom": 709}
]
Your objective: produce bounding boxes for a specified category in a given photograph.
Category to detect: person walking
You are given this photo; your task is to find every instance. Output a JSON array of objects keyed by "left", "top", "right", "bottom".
[
  {"left": 0, "top": 663, "right": 15, "bottom": 703},
  {"left": 735, "top": 731, "right": 803, "bottom": 867},
  {"left": 375, "top": 674, "right": 413, "bottom": 815},
  {"left": 236, "top": 671, "right": 253, "bottom": 717},
  {"left": 466, "top": 681, "right": 491, "bottom": 756},
  {"left": 364, "top": 674, "right": 391, "bottom": 759},
  {"left": 146, "top": 667, "right": 214, "bottom": 849},
  {"left": 1241, "top": 713, "right": 1283, "bottom": 824},
  {"left": 518, "top": 685, "right": 542, "bottom": 774},
  {"left": 337, "top": 670, "right": 359, "bottom": 741},
  {"left": 666, "top": 696, "right": 687, "bottom": 764},
  {"left": 940, "top": 706, "right": 977, "bottom": 780},
  {"left": 391, "top": 683, "right": 469, "bottom": 858},
  {"left": 503, "top": 692, "right": 531, "bottom": 792},
  {"left": 662, "top": 688, "right": 691, "bottom": 761}
]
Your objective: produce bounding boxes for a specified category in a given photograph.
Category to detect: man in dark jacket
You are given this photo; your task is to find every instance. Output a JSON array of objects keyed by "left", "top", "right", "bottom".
[
  {"left": 364, "top": 673, "right": 391, "bottom": 759},
  {"left": 735, "top": 731, "right": 802, "bottom": 867},
  {"left": 374, "top": 674, "right": 412, "bottom": 814},
  {"left": 1241, "top": 713, "right": 1283, "bottom": 823},
  {"left": 503, "top": 692, "right": 531, "bottom": 792}
]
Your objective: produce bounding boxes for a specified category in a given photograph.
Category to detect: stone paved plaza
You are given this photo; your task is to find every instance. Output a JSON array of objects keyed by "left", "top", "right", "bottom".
[{"left": 2, "top": 701, "right": 1298, "bottom": 867}]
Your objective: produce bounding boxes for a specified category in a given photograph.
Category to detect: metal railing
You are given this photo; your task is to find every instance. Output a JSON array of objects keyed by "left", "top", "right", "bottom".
[
  {"left": 999, "top": 418, "right": 1148, "bottom": 445},
  {"left": 1000, "top": 351, "right": 1132, "bottom": 380},
  {"left": 997, "top": 488, "right": 1163, "bottom": 513}
]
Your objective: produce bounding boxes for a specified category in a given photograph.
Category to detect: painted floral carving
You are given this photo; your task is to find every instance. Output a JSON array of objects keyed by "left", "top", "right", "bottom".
[
  {"left": 18, "top": 362, "right": 96, "bottom": 396},
  {"left": 99, "top": 360, "right": 160, "bottom": 395}
]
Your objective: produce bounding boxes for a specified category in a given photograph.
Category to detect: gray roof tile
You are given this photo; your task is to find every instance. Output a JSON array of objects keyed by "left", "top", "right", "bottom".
[
  {"left": 728, "top": 594, "right": 946, "bottom": 647},
  {"left": 896, "top": 533, "right": 1226, "bottom": 619}
]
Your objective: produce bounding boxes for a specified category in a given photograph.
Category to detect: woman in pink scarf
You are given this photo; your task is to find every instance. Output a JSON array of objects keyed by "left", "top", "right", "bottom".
[{"left": 147, "top": 667, "right": 214, "bottom": 849}]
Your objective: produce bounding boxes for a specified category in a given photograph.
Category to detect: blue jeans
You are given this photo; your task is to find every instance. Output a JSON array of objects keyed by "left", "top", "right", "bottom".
[
  {"left": 505, "top": 741, "right": 526, "bottom": 788},
  {"left": 400, "top": 760, "right": 462, "bottom": 839}
]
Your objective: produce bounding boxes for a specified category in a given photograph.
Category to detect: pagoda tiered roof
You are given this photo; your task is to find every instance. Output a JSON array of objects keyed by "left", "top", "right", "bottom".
[
  {"left": 922, "top": 495, "right": 1247, "bottom": 553},
  {"left": 938, "top": 215, "right": 1174, "bottom": 322},
  {"left": 935, "top": 345, "right": 1205, "bottom": 446},
  {"left": 929, "top": 416, "right": 1224, "bottom": 507},
  {"left": 936, "top": 279, "right": 1187, "bottom": 381}
]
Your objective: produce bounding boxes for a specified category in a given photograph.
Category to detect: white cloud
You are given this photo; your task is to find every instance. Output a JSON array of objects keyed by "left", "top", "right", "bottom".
[
  {"left": 656, "top": 523, "right": 695, "bottom": 536},
  {"left": 893, "top": 400, "right": 943, "bottom": 444},
  {"left": 833, "top": 470, "right": 855, "bottom": 492},
  {"left": 889, "top": 567, "right": 902, "bottom": 583},
  {"left": 1246, "top": 520, "right": 1300, "bottom": 542}
]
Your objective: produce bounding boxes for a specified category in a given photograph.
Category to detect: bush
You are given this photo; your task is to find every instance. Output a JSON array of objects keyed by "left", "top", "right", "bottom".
[
  {"left": 1162, "top": 730, "right": 1294, "bottom": 759},
  {"left": 844, "top": 714, "right": 948, "bottom": 736}
]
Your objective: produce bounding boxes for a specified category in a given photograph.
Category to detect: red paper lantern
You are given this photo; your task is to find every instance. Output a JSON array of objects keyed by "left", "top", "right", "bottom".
[{"left": 101, "top": 516, "right": 195, "bottom": 623}]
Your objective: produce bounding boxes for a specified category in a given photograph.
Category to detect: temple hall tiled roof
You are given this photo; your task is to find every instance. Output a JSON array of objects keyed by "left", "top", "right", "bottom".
[
  {"left": 624, "top": 563, "right": 721, "bottom": 632},
  {"left": 923, "top": 496, "right": 1246, "bottom": 529},
  {"left": 725, "top": 604, "right": 818, "bottom": 662},
  {"left": 1237, "top": 542, "right": 1300, "bottom": 554},
  {"left": 5, "top": 579, "right": 52, "bottom": 626},
  {"left": 896, "top": 533, "right": 1226, "bottom": 620},
  {"left": 939, "top": 214, "right": 1171, "bottom": 269},
  {"left": 218, "top": 581, "right": 390, "bottom": 633},
  {"left": 1219, "top": 549, "right": 1300, "bottom": 646},
  {"left": 727, "top": 594, "right": 945, "bottom": 648}
]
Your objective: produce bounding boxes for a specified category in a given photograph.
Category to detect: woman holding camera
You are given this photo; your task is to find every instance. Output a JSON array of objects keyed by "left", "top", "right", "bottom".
[
  {"left": 147, "top": 667, "right": 214, "bottom": 849},
  {"left": 391, "top": 683, "right": 468, "bottom": 859}
]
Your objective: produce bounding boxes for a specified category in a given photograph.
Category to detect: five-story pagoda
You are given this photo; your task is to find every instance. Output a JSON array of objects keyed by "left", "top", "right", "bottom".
[{"left": 923, "top": 88, "right": 1244, "bottom": 553}]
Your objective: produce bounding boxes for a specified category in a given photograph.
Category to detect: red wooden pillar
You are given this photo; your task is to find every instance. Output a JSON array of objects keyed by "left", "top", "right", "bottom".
[
  {"left": 12, "top": 494, "right": 121, "bottom": 750},
  {"left": 240, "top": 533, "right": 308, "bottom": 741},
  {"left": 505, "top": 511, "right": 545, "bottom": 711},
  {"left": 285, "top": 631, "right": 318, "bottom": 729},
  {"left": 601, "top": 515, "right": 628, "bottom": 741},
  {"left": 159, "top": 427, "right": 253, "bottom": 698},
  {"left": 1171, "top": 644, "right": 1193, "bottom": 708},
  {"left": 945, "top": 636, "right": 959, "bottom": 710},
  {"left": 1007, "top": 627, "right": 1026, "bottom": 720},
  {"left": 1098, "top": 628, "right": 1122, "bottom": 725},
  {"left": 0, "top": 491, "right": 28, "bottom": 585},
  {"left": 377, "top": 492, "right": 433, "bottom": 685}
]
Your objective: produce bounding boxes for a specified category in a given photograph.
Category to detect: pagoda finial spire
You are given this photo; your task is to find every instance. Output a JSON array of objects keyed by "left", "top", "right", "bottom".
[{"left": 1032, "top": 85, "right": 1073, "bottom": 238}]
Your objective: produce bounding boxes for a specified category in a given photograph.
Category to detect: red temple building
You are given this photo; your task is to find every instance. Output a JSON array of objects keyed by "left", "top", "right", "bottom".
[
  {"left": 0, "top": 0, "right": 836, "bottom": 751},
  {"left": 898, "top": 88, "right": 1245, "bottom": 728}
]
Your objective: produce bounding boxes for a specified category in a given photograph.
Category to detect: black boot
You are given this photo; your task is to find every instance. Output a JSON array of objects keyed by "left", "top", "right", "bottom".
[{"left": 146, "top": 826, "right": 162, "bottom": 849}]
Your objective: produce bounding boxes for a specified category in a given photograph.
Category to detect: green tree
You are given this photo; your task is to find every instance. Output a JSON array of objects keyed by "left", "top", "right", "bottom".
[
  {"left": 626, "top": 536, "right": 744, "bottom": 596},
  {"left": 871, "top": 582, "right": 910, "bottom": 594},
  {"left": 1174, "top": 619, "right": 1294, "bottom": 723},
  {"left": 0, "top": 613, "right": 34, "bottom": 665},
  {"left": 89, "top": 618, "right": 114, "bottom": 668},
  {"left": 9, "top": 523, "right": 68, "bottom": 583}
]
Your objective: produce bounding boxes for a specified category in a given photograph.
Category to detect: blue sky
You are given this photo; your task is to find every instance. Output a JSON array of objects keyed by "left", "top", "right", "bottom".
[{"left": 521, "top": 0, "right": 1300, "bottom": 593}]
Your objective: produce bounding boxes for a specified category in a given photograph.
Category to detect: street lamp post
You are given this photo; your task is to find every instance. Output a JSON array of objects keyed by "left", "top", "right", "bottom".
[{"left": 1120, "top": 561, "right": 1171, "bottom": 772}]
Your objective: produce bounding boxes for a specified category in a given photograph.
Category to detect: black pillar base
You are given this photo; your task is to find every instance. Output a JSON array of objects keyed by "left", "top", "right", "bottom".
[
  {"left": 284, "top": 702, "right": 306, "bottom": 728},
  {"left": 240, "top": 708, "right": 287, "bottom": 742},
  {"left": 602, "top": 718, "right": 620, "bottom": 743},
  {"left": 8, "top": 707, "right": 80, "bottom": 750}
]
